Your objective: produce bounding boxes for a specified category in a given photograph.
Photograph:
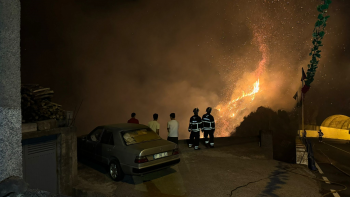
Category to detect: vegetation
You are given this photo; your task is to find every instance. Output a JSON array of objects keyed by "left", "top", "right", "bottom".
[
  {"left": 305, "top": 0, "right": 332, "bottom": 87},
  {"left": 232, "top": 106, "right": 298, "bottom": 137}
]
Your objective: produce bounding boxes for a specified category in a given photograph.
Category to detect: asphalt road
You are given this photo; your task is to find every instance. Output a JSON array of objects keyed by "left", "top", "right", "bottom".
[
  {"left": 309, "top": 138, "right": 350, "bottom": 197},
  {"left": 74, "top": 137, "right": 322, "bottom": 197}
]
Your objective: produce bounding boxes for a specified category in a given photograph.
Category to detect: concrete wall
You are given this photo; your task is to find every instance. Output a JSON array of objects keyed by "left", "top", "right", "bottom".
[
  {"left": 298, "top": 130, "right": 319, "bottom": 138},
  {"left": 23, "top": 127, "right": 77, "bottom": 195},
  {"left": 299, "top": 126, "right": 350, "bottom": 140},
  {"left": 261, "top": 131, "right": 273, "bottom": 159},
  {"left": 0, "top": 0, "right": 22, "bottom": 182},
  {"left": 60, "top": 127, "right": 77, "bottom": 196}
]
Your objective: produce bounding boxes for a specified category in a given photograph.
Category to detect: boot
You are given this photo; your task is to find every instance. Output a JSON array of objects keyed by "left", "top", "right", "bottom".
[{"left": 194, "top": 146, "right": 201, "bottom": 150}]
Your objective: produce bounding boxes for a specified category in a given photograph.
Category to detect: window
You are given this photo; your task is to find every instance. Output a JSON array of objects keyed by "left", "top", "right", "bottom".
[
  {"left": 100, "top": 130, "right": 114, "bottom": 145},
  {"left": 109, "top": 134, "right": 114, "bottom": 145},
  {"left": 89, "top": 128, "right": 104, "bottom": 142},
  {"left": 122, "top": 129, "right": 161, "bottom": 145}
]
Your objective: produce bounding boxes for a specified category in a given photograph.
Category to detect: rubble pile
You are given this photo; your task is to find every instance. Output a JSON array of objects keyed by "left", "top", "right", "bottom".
[{"left": 21, "top": 84, "right": 66, "bottom": 123}]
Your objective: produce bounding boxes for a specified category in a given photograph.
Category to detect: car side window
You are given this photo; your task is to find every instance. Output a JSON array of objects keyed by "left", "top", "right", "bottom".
[
  {"left": 89, "top": 128, "right": 104, "bottom": 142},
  {"left": 109, "top": 134, "right": 114, "bottom": 145},
  {"left": 100, "top": 130, "right": 114, "bottom": 145}
]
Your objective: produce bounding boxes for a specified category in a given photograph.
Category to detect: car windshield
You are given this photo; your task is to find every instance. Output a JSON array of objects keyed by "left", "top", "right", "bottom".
[{"left": 122, "top": 129, "right": 161, "bottom": 145}]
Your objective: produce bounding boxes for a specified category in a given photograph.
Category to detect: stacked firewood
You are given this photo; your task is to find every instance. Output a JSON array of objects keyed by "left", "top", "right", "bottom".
[{"left": 21, "top": 84, "right": 66, "bottom": 123}]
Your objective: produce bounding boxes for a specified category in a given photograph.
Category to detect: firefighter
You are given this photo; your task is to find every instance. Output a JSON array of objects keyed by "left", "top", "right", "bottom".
[
  {"left": 188, "top": 108, "right": 203, "bottom": 150},
  {"left": 318, "top": 129, "right": 324, "bottom": 142},
  {"left": 202, "top": 107, "right": 215, "bottom": 148}
]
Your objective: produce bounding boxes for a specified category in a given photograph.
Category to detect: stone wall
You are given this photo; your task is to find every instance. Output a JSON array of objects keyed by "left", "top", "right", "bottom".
[
  {"left": 0, "top": 1, "right": 76, "bottom": 196},
  {"left": 0, "top": 0, "right": 22, "bottom": 182}
]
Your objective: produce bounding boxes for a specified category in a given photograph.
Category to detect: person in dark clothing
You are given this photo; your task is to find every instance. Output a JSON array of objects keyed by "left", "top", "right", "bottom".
[
  {"left": 188, "top": 108, "right": 202, "bottom": 150},
  {"left": 302, "top": 129, "right": 307, "bottom": 144},
  {"left": 127, "top": 113, "right": 139, "bottom": 124},
  {"left": 318, "top": 129, "right": 324, "bottom": 142},
  {"left": 202, "top": 107, "right": 215, "bottom": 148},
  {"left": 258, "top": 130, "right": 262, "bottom": 147}
]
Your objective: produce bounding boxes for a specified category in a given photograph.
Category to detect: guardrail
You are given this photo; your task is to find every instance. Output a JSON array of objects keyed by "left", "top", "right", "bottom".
[{"left": 301, "top": 136, "right": 317, "bottom": 171}]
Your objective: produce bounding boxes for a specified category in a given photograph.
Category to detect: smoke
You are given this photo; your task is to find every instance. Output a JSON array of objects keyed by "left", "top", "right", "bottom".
[{"left": 21, "top": 0, "right": 350, "bottom": 139}]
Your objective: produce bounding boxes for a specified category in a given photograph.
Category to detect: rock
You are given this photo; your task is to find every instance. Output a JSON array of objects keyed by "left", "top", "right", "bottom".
[
  {"left": 36, "top": 119, "right": 57, "bottom": 131},
  {"left": 0, "top": 176, "right": 28, "bottom": 197}
]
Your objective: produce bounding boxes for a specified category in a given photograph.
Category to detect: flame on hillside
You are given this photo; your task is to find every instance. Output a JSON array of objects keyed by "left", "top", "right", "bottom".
[
  {"left": 214, "top": 25, "right": 268, "bottom": 137},
  {"left": 215, "top": 79, "right": 260, "bottom": 136}
]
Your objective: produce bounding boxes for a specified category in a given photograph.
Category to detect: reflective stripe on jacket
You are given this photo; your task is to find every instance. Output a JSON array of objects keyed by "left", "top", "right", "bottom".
[
  {"left": 201, "top": 113, "right": 215, "bottom": 130},
  {"left": 188, "top": 115, "right": 203, "bottom": 132}
]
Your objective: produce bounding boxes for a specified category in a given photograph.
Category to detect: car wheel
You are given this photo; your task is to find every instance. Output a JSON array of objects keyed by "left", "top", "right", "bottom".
[{"left": 109, "top": 160, "right": 124, "bottom": 181}]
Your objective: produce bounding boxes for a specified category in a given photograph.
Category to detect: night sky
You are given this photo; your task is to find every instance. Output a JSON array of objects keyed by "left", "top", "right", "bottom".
[{"left": 21, "top": 0, "right": 350, "bottom": 139}]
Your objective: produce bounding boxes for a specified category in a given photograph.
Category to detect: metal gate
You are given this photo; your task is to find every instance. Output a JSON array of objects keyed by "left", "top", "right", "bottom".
[{"left": 22, "top": 135, "right": 58, "bottom": 193}]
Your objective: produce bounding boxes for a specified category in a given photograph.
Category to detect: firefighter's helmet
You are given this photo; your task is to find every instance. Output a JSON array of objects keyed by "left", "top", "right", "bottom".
[
  {"left": 193, "top": 108, "right": 199, "bottom": 113},
  {"left": 206, "top": 107, "right": 212, "bottom": 114}
]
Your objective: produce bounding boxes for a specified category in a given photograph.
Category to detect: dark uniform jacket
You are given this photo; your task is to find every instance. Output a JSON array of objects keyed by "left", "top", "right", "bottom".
[
  {"left": 188, "top": 115, "right": 203, "bottom": 132},
  {"left": 201, "top": 114, "right": 215, "bottom": 131}
]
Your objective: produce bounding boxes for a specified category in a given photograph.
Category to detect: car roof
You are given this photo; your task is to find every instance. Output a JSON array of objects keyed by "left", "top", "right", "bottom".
[{"left": 103, "top": 123, "right": 149, "bottom": 132}]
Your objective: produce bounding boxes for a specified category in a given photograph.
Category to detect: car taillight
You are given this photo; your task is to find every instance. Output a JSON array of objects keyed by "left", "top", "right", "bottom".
[
  {"left": 172, "top": 148, "right": 179, "bottom": 155},
  {"left": 135, "top": 156, "right": 148, "bottom": 163}
]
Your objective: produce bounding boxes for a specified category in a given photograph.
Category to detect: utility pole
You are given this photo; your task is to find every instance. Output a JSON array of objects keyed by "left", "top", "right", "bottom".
[{"left": 302, "top": 80, "right": 304, "bottom": 132}]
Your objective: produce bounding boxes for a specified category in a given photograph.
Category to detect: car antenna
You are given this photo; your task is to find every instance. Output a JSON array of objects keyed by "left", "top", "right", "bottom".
[{"left": 70, "top": 99, "right": 83, "bottom": 126}]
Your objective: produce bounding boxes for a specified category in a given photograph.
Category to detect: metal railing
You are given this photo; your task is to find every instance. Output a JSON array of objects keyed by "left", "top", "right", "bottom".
[{"left": 301, "top": 136, "right": 317, "bottom": 171}]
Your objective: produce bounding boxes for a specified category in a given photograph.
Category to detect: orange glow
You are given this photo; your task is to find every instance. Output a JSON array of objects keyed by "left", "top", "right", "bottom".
[
  {"left": 213, "top": 24, "right": 270, "bottom": 137},
  {"left": 215, "top": 78, "right": 260, "bottom": 137}
]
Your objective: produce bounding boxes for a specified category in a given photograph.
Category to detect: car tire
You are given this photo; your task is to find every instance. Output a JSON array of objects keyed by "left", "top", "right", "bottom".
[{"left": 109, "top": 159, "right": 124, "bottom": 181}]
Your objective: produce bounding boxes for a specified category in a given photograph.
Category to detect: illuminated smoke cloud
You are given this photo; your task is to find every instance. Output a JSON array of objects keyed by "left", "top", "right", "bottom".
[
  {"left": 20, "top": 0, "right": 350, "bottom": 139},
  {"left": 215, "top": 24, "right": 270, "bottom": 137}
]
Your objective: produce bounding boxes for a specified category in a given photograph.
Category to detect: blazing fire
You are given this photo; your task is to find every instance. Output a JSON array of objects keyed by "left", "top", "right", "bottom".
[
  {"left": 213, "top": 24, "right": 268, "bottom": 137},
  {"left": 217, "top": 79, "right": 260, "bottom": 112},
  {"left": 214, "top": 79, "right": 260, "bottom": 136}
]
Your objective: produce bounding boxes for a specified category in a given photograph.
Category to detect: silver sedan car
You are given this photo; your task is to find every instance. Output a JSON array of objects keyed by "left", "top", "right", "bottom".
[{"left": 77, "top": 123, "right": 180, "bottom": 181}]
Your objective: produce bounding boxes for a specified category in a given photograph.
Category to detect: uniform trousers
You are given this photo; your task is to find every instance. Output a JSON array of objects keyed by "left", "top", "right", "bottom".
[
  {"left": 189, "top": 131, "right": 200, "bottom": 147},
  {"left": 203, "top": 129, "right": 214, "bottom": 144}
]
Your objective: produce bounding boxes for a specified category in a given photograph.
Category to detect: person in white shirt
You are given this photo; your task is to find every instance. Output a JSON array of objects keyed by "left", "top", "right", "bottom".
[
  {"left": 167, "top": 113, "right": 179, "bottom": 144},
  {"left": 148, "top": 113, "right": 160, "bottom": 135}
]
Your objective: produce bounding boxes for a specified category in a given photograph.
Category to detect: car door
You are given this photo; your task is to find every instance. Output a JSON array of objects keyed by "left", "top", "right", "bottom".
[
  {"left": 96, "top": 129, "right": 114, "bottom": 164},
  {"left": 85, "top": 127, "right": 104, "bottom": 160}
]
